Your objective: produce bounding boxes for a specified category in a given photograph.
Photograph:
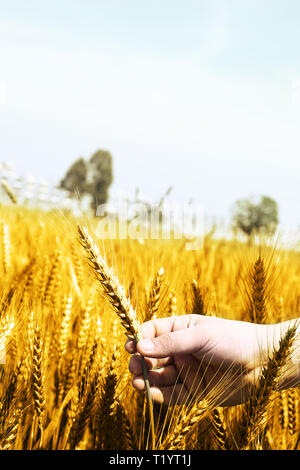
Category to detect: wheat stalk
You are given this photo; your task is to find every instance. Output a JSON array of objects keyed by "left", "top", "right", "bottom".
[
  {"left": 77, "top": 224, "right": 156, "bottom": 449},
  {"left": 1, "top": 180, "right": 18, "bottom": 205}
]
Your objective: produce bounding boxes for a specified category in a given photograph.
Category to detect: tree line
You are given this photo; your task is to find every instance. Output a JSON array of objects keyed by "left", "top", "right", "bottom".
[{"left": 60, "top": 150, "right": 279, "bottom": 239}]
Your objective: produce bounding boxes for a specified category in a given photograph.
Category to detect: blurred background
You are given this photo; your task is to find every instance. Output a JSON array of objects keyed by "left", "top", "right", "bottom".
[{"left": 1, "top": 0, "right": 300, "bottom": 243}]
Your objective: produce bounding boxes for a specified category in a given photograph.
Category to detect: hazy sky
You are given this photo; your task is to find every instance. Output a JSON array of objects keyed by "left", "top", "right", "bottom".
[{"left": 1, "top": 0, "right": 300, "bottom": 228}]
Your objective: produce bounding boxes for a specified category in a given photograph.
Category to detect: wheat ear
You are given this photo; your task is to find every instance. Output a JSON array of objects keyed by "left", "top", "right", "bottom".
[
  {"left": 239, "top": 322, "right": 298, "bottom": 449},
  {"left": 44, "top": 249, "right": 62, "bottom": 308},
  {"left": 70, "top": 368, "right": 100, "bottom": 449},
  {"left": 191, "top": 279, "right": 206, "bottom": 315},
  {"left": 31, "top": 324, "right": 46, "bottom": 449},
  {"left": 167, "top": 289, "right": 177, "bottom": 317},
  {"left": 287, "top": 388, "right": 297, "bottom": 436},
  {"left": 77, "top": 225, "right": 156, "bottom": 448},
  {"left": 210, "top": 407, "right": 227, "bottom": 450},
  {"left": 144, "top": 267, "right": 165, "bottom": 322},
  {"left": 160, "top": 400, "right": 211, "bottom": 450},
  {"left": 95, "top": 348, "right": 119, "bottom": 450},
  {"left": 250, "top": 256, "right": 267, "bottom": 324},
  {"left": 1, "top": 222, "right": 11, "bottom": 274},
  {"left": 0, "top": 407, "right": 22, "bottom": 450},
  {"left": 77, "top": 225, "right": 140, "bottom": 341}
]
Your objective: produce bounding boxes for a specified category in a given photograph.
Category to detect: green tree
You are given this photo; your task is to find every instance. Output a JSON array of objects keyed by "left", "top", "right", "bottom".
[
  {"left": 60, "top": 150, "right": 113, "bottom": 213},
  {"left": 231, "top": 195, "right": 279, "bottom": 237},
  {"left": 60, "top": 157, "right": 87, "bottom": 196},
  {"left": 85, "top": 149, "right": 113, "bottom": 212}
]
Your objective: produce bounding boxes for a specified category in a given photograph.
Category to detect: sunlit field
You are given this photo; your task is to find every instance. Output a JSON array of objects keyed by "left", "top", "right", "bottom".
[{"left": 0, "top": 204, "right": 299, "bottom": 451}]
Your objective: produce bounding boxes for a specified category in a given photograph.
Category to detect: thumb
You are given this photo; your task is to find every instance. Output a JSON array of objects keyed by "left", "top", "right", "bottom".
[{"left": 136, "top": 326, "right": 204, "bottom": 358}]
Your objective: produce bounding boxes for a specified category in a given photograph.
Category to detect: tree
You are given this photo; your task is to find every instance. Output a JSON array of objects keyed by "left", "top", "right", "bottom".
[
  {"left": 60, "top": 149, "right": 113, "bottom": 213},
  {"left": 60, "top": 158, "right": 87, "bottom": 196},
  {"left": 231, "top": 195, "right": 279, "bottom": 237},
  {"left": 85, "top": 150, "right": 113, "bottom": 212}
]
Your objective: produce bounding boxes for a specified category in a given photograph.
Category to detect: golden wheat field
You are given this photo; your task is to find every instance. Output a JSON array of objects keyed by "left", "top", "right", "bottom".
[{"left": 0, "top": 203, "right": 299, "bottom": 452}]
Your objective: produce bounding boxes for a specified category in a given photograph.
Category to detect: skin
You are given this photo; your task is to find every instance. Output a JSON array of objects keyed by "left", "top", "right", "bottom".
[{"left": 125, "top": 314, "right": 300, "bottom": 407}]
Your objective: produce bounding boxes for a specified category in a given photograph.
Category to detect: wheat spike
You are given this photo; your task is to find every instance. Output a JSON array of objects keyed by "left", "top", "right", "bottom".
[
  {"left": 191, "top": 279, "right": 206, "bottom": 315},
  {"left": 1, "top": 223, "right": 11, "bottom": 274},
  {"left": 70, "top": 241, "right": 84, "bottom": 288},
  {"left": 69, "top": 364, "right": 100, "bottom": 449},
  {"left": 160, "top": 400, "right": 211, "bottom": 450},
  {"left": 32, "top": 325, "right": 46, "bottom": 431},
  {"left": 167, "top": 289, "right": 177, "bottom": 317},
  {"left": 77, "top": 298, "right": 93, "bottom": 350},
  {"left": 95, "top": 348, "right": 119, "bottom": 450},
  {"left": 114, "top": 402, "right": 138, "bottom": 450},
  {"left": 78, "top": 338, "right": 99, "bottom": 402},
  {"left": 238, "top": 322, "right": 298, "bottom": 449},
  {"left": 144, "top": 267, "right": 165, "bottom": 322},
  {"left": 77, "top": 225, "right": 156, "bottom": 448},
  {"left": 250, "top": 256, "right": 267, "bottom": 324},
  {"left": 287, "top": 388, "right": 298, "bottom": 436},
  {"left": 77, "top": 225, "right": 140, "bottom": 341},
  {"left": 210, "top": 407, "right": 227, "bottom": 450},
  {"left": 58, "top": 293, "right": 73, "bottom": 362},
  {"left": 0, "top": 406, "right": 22, "bottom": 450},
  {"left": 44, "top": 249, "right": 62, "bottom": 308}
]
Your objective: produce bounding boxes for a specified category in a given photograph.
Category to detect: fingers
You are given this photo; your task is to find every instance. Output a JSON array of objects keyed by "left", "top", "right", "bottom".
[
  {"left": 132, "top": 372, "right": 189, "bottom": 405},
  {"left": 131, "top": 316, "right": 258, "bottom": 368},
  {"left": 129, "top": 354, "right": 173, "bottom": 376},
  {"left": 147, "top": 384, "right": 190, "bottom": 406},
  {"left": 131, "top": 355, "right": 203, "bottom": 406},
  {"left": 125, "top": 339, "right": 138, "bottom": 354},
  {"left": 132, "top": 364, "right": 179, "bottom": 389},
  {"left": 139, "top": 315, "right": 194, "bottom": 340},
  {"left": 136, "top": 325, "right": 206, "bottom": 359},
  {"left": 125, "top": 315, "right": 196, "bottom": 355}
]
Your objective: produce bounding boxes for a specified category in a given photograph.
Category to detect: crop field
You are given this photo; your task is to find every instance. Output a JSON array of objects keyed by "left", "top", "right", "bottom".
[{"left": 0, "top": 204, "right": 299, "bottom": 451}]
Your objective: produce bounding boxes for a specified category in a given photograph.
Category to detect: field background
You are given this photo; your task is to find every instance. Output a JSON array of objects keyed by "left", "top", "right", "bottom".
[{"left": 0, "top": 205, "right": 299, "bottom": 450}]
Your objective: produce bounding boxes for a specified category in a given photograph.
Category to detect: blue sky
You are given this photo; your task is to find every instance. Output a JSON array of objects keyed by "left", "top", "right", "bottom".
[{"left": 1, "top": 0, "right": 300, "bottom": 228}]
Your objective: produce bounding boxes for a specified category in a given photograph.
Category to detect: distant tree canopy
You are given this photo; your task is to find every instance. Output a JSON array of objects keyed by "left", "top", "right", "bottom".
[
  {"left": 60, "top": 158, "right": 87, "bottom": 196},
  {"left": 231, "top": 195, "right": 279, "bottom": 237},
  {"left": 60, "top": 149, "right": 113, "bottom": 212}
]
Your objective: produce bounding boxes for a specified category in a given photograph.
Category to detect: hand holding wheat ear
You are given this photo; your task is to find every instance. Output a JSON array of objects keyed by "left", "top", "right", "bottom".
[
  {"left": 77, "top": 225, "right": 156, "bottom": 447},
  {"left": 126, "top": 315, "right": 300, "bottom": 407}
]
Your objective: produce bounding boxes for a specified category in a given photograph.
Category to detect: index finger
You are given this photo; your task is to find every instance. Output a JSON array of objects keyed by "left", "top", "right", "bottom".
[{"left": 125, "top": 314, "right": 194, "bottom": 354}]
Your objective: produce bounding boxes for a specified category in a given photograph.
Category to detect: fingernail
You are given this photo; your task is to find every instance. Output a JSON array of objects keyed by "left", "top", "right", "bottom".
[{"left": 139, "top": 339, "right": 154, "bottom": 353}]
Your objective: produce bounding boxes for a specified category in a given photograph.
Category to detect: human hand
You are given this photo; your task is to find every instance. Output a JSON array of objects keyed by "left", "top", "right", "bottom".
[{"left": 125, "top": 314, "right": 298, "bottom": 407}]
